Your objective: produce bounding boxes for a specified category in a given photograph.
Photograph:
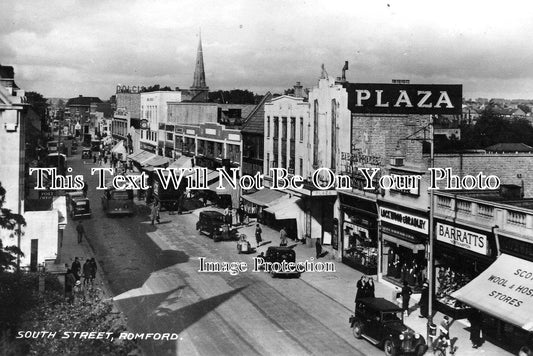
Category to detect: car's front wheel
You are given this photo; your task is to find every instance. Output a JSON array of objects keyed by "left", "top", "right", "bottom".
[
  {"left": 383, "top": 339, "right": 397, "bottom": 356},
  {"left": 352, "top": 322, "right": 363, "bottom": 339}
]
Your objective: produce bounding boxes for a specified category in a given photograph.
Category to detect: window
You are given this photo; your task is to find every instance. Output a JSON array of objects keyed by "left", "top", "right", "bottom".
[
  {"left": 299, "top": 158, "right": 303, "bottom": 176},
  {"left": 166, "top": 132, "right": 173, "bottom": 141},
  {"left": 313, "top": 100, "right": 319, "bottom": 166},
  {"left": 267, "top": 117, "right": 270, "bottom": 137},
  {"left": 331, "top": 99, "right": 337, "bottom": 170},
  {"left": 299, "top": 118, "right": 304, "bottom": 142},
  {"left": 437, "top": 196, "right": 452, "bottom": 209},
  {"left": 282, "top": 117, "right": 287, "bottom": 140},
  {"left": 267, "top": 153, "right": 270, "bottom": 172},
  {"left": 273, "top": 117, "right": 279, "bottom": 139},
  {"left": 290, "top": 117, "right": 295, "bottom": 140}
]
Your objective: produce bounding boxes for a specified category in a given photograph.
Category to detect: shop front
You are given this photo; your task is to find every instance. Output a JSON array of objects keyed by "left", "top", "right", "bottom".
[
  {"left": 433, "top": 220, "right": 496, "bottom": 319},
  {"left": 339, "top": 193, "right": 378, "bottom": 275},
  {"left": 378, "top": 203, "right": 428, "bottom": 291}
]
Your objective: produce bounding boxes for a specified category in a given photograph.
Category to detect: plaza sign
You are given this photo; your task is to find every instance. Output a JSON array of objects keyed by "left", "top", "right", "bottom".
[{"left": 343, "top": 83, "right": 463, "bottom": 115}]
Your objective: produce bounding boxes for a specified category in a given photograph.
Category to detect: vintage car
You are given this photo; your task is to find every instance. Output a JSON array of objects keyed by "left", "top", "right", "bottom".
[
  {"left": 349, "top": 298, "right": 428, "bottom": 356},
  {"left": 69, "top": 197, "right": 91, "bottom": 219},
  {"left": 196, "top": 210, "right": 237, "bottom": 241},
  {"left": 101, "top": 187, "right": 135, "bottom": 216},
  {"left": 263, "top": 246, "right": 300, "bottom": 278},
  {"left": 81, "top": 148, "right": 92, "bottom": 159}
]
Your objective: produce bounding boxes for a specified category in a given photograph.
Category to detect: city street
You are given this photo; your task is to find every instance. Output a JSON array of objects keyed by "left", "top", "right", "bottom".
[{"left": 69, "top": 153, "right": 378, "bottom": 356}]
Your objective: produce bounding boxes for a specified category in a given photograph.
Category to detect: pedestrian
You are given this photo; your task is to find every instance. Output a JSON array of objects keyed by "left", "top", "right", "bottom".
[
  {"left": 238, "top": 205, "right": 245, "bottom": 225},
  {"left": 98, "top": 154, "right": 102, "bottom": 166},
  {"left": 419, "top": 281, "right": 429, "bottom": 318},
  {"left": 151, "top": 200, "right": 161, "bottom": 225},
  {"left": 65, "top": 267, "right": 76, "bottom": 303},
  {"left": 82, "top": 181, "right": 88, "bottom": 198},
  {"left": 366, "top": 277, "right": 375, "bottom": 298},
  {"left": 255, "top": 223, "right": 263, "bottom": 245},
  {"left": 103, "top": 154, "right": 108, "bottom": 165},
  {"left": 83, "top": 259, "right": 91, "bottom": 288},
  {"left": 468, "top": 309, "right": 482, "bottom": 348},
  {"left": 89, "top": 258, "right": 97, "bottom": 286},
  {"left": 315, "top": 238, "right": 322, "bottom": 258},
  {"left": 223, "top": 206, "right": 231, "bottom": 225},
  {"left": 355, "top": 275, "right": 367, "bottom": 303},
  {"left": 400, "top": 280, "right": 412, "bottom": 316},
  {"left": 71, "top": 257, "right": 81, "bottom": 281},
  {"left": 279, "top": 227, "right": 288, "bottom": 246},
  {"left": 438, "top": 316, "right": 454, "bottom": 354},
  {"left": 76, "top": 220, "right": 86, "bottom": 244},
  {"left": 93, "top": 154, "right": 97, "bottom": 164}
]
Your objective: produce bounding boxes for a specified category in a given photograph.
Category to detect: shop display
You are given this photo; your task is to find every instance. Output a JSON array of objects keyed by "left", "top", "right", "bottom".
[
  {"left": 343, "top": 222, "right": 377, "bottom": 270},
  {"left": 384, "top": 243, "right": 426, "bottom": 290},
  {"left": 435, "top": 266, "right": 471, "bottom": 310}
]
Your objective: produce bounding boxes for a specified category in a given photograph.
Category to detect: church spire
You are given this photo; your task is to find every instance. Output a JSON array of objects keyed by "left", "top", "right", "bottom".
[
  {"left": 189, "top": 31, "right": 209, "bottom": 102},
  {"left": 192, "top": 31, "right": 207, "bottom": 90}
]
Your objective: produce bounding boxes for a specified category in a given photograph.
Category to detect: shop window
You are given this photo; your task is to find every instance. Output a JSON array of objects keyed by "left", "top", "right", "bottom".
[
  {"left": 477, "top": 204, "right": 494, "bottom": 218},
  {"left": 507, "top": 211, "right": 526, "bottom": 226},
  {"left": 343, "top": 222, "right": 377, "bottom": 273},
  {"left": 382, "top": 241, "right": 426, "bottom": 290},
  {"left": 456, "top": 200, "right": 471, "bottom": 214}
]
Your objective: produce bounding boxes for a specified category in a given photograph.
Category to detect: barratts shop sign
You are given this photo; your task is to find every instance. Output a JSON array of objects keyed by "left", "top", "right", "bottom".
[{"left": 343, "top": 83, "right": 463, "bottom": 115}]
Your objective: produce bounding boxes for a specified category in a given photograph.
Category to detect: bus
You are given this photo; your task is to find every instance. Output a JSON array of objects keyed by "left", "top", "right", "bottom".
[{"left": 101, "top": 186, "right": 135, "bottom": 216}]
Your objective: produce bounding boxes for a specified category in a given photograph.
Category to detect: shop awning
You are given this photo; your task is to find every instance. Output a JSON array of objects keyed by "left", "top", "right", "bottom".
[
  {"left": 264, "top": 197, "right": 303, "bottom": 220},
  {"left": 144, "top": 155, "right": 170, "bottom": 168},
  {"left": 383, "top": 235, "right": 425, "bottom": 252},
  {"left": 241, "top": 189, "right": 287, "bottom": 207},
  {"left": 110, "top": 140, "right": 126, "bottom": 155},
  {"left": 452, "top": 254, "right": 533, "bottom": 331},
  {"left": 168, "top": 156, "right": 193, "bottom": 170},
  {"left": 128, "top": 150, "right": 156, "bottom": 165}
]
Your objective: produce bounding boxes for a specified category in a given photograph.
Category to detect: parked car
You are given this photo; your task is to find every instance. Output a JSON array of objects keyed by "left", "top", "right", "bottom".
[
  {"left": 196, "top": 210, "right": 237, "bottom": 241},
  {"left": 69, "top": 197, "right": 91, "bottom": 219},
  {"left": 263, "top": 246, "right": 300, "bottom": 278},
  {"left": 349, "top": 297, "right": 428, "bottom": 356}
]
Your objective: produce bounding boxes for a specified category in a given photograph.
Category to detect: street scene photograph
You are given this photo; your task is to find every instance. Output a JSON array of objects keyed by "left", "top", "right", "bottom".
[{"left": 2, "top": 0, "right": 533, "bottom": 355}]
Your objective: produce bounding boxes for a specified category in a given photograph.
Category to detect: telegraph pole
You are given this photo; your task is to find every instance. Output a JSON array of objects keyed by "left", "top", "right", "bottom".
[{"left": 427, "top": 114, "right": 435, "bottom": 348}]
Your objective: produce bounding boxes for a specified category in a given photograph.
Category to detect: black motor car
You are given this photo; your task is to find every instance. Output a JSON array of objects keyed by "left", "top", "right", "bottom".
[
  {"left": 69, "top": 197, "right": 91, "bottom": 219},
  {"left": 196, "top": 210, "right": 236, "bottom": 241},
  {"left": 263, "top": 246, "right": 300, "bottom": 278},
  {"left": 349, "top": 297, "right": 427, "bottom": 356}
]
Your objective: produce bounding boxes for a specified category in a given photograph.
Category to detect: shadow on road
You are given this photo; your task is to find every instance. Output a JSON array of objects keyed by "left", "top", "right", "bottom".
[{"left": 155, "top": 250, "right": 189, "bottom": 270}]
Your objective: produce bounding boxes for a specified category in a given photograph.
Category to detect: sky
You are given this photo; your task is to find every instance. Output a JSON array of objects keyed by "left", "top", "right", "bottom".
[{"left": 2, "top": 0, "right": 533, "bottom": 101}]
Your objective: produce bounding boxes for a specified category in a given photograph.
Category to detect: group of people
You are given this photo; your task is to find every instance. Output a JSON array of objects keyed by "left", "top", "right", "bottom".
[
  {"left": 354, "top": 275, "right": 376, "bottom": 302},
  {"left": 64, "top": 256, "right": 97, "bottom": 302}
]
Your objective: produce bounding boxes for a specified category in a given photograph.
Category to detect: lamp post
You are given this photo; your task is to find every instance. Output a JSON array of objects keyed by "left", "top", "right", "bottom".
[{"left": 427, "top": 114, "right": 436, "bottom": 348}]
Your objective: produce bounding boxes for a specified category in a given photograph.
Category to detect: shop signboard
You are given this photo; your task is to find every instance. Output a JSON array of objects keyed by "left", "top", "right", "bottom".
[
  {"left": 343, "top": 83, "right": 462, "bottom": 115},
  {"left": 379, "top": 207, "right": 428, "bottom": 234},
  {"left": 436, "top": 222, "right": 488, "bottom": 255}
]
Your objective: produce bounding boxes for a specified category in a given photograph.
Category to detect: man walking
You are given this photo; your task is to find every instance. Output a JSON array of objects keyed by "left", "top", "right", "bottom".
[
  {"left": 71, "top": 257, "right": 81, "bottom": 281},
  {"left": 255, "top": 223, "right": 263, "bottom": 245},
  {"left": 151, "top": 200, "right": 161, "bottom": 225},
  {"left": 400, "top": 280, "right": 413, "bottom": 316},
  {"left": 279, "top": 227, "right": 288, "bottom": 246},
  {"left": 76, "top": 220, "right": 86, "bottom": 244}
]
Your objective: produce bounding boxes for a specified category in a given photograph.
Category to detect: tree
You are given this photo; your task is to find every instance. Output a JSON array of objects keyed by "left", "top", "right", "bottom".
[
  {"left": 208, "top": 89, "right": 256, "bottom": 104},
  {"left": 0, "top": 182, "right": 26, "bottom": 272},
  {"left": 141, "top": 84, "right": 172, "bottom": 93},
  {"left": 25, "top": 91, "right": 48, "bottom": 119}
]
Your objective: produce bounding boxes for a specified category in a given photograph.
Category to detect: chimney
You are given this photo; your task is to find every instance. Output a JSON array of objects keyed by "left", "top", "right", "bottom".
[{"left": 294, "top": 81, "right": 303, "bottom": 98}]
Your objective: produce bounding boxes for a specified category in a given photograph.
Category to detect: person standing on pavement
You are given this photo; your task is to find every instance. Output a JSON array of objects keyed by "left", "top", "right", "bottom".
[
  {"left": 82, "top": 181, "right": 88, "bottom": 198},
  {"left": 255, "top": 224, "right": 263, "bottom": 245},
  {"left": 439, "top": 316, "right": 454, "bottom": 354},
  {"left": 366, "top": 277, "right": 375, "bottom": 298},
  {"left": 65, "top": 267, "right": 76, "bottom": 303},
  {"left": 279, "top": 227, "right": 288, "bottom": 246},
  {"left": 89, "top": 257, "right": 97, "bottom": 286},
  {"left": 76, "top": 220, "right": 86, "bottom": 244},
  {"left": 71, "top": 257, "right": 81, "bottom": 281},
  {"left": 468, "top": 309, "right": 483, "bottom": 349},
  {"left": 82, "top": 259, "right": 91, "bottom": 287},
  {"left": 355, "top": 275, "right": 367, "bottom": 303},
  {"left": 400, "top": 280, "right": 413, "bottom": 316},
  {"left": 419, "top": 281, "right": 429, "bottom": 318},
  {"left": 151, "top": 200, "right": 161, "bottom": 225},
  {"left": 315, "top": 238, "right": 322, "bottom": 258}
]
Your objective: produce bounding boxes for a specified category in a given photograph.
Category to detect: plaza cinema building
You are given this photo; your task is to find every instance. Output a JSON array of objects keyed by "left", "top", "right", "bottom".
[{"left": 337, "top": 82, "right": 462, "bottom": 290}]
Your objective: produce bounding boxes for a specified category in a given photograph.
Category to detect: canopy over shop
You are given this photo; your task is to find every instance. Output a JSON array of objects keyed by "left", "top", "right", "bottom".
[{"left": 452, "top": 254, "right": 533, "bottom": 332}]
